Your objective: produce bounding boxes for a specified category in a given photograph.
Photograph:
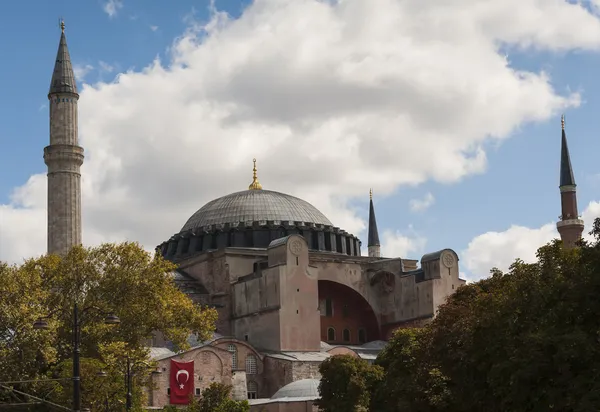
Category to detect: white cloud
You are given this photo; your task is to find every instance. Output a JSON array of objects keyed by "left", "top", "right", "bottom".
[
  {"left": 380, "top": 228, "right": 427, "bottom": 258},
  {"left": 462, "top": 201, "right": 600, "bottom": 280},
  {"left": 409, "top": 192, "right": 435, "bottom": 212},
  {"left": 98, "top": 61, "right": 114, "bottom": 73},
  {"left": 150, "top": 25, "right": 159, "bottom": 32},
  {"left": 73, "top": 64, "right": 94, "bottom": 81},
  {"left": 103, "top": 0, "right": 123, "bottom": 18},
  {"left": 2, "top": 0, "right": 600, "bottom": 264}
]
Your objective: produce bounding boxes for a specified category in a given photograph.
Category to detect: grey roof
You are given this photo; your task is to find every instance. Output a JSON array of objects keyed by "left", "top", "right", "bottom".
[
  {"left": 359, "top": 340, "right": 387, "bottom": 349},
  {"left": 181, "top": 189, "right": 333, "bottom": 232},
  {"left": 421, "top": 248, "right": 458, "bottom": 263},
  {"left": 148, "top": 347, "right": 176, "bottom": 360},
  {"left": 367, "top": 198, "right": 380, "bottom": 247},
  {"left": 49, "top": 28, "right": 78, "bottom": 96},
  {"left": 249, "top": 396, "right": 317, "bottom": 405},
  {"left": 272, "top": 379, "right": 320, "bottom": 400},
  {"left": 266, "top": 352, "right": 330, "bottom": 362},
  {"left": 560, "top": 127, "right": 576, "bottom": 187}
]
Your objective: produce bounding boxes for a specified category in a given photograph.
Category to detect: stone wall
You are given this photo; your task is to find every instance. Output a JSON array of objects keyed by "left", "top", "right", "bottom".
[{"left": 148, "top": 339, "right": 265, "bottom": 408}]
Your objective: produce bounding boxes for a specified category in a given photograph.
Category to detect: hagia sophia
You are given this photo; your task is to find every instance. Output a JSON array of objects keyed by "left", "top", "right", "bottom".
[{"left": 43, "top": 23, "right": 583, "bottom": 411}]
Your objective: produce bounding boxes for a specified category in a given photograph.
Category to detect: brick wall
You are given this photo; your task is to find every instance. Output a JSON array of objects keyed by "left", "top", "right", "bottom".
[{"left": 318, "top": 280, "right": 380, "bottom": 345}]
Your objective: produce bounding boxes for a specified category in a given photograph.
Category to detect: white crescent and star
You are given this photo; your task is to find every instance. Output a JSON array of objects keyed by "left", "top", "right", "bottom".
[{"left": 176, "top": 369, "right": 190, "bottom": 389}]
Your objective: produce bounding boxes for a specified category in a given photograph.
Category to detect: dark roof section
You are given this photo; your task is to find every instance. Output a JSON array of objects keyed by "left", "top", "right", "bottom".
[
  {"left": 181, "top": 189, "right": 333, "bottom": 232},
  {"left": 421, "top": 248, "right": 458, "bottom": 263},
  {"left": 560, "top": 126, "right": 576, "bottom": 187},
  {"left": 49, "top": 28, "right": 78, "bottom": 96},
  {"left": 367, "top": 197, "right": 380, "bottom": 247}
]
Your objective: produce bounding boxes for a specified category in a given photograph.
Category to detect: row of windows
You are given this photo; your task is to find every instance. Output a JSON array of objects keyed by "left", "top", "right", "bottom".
[
  {"left": 227, "top": 344, "right": 257, "bottom": 374},
  {"left": 53, "top": 98, "right": 76, "bottom": 103},
  {"left": 163, "top": 229, "right": 361, "bottom": 258},
  {"left": 326, "top": 327, "right": 367, "bottom": 344},
  {"left": 320, "top": 298, "right": 350, "bottom": 318}
]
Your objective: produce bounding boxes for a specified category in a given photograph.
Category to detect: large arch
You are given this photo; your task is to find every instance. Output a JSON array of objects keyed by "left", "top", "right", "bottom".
[{"left": 318, "top": 280, "right": 381, "bottom": 345}]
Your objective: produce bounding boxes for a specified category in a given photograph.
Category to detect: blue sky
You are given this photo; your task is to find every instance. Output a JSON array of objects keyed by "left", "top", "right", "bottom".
[{"left": 1, "top": 0, "right": 600, "bottom": 278}]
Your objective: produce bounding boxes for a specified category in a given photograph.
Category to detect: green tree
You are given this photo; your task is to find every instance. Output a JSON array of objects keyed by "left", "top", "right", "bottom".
[
  {"left": 165, "top": 383, "right": 249, "bottom": 412},
  {"left": 373, "top": 219, "right": 600, "bottom": 412},
  {"left": 421, "top": 220, "right": 600, "bottom": 411},
  {"left": 373, "top": 328, "right": 449, "bottom": 412},
  {"left": 197, "top": 383, "right": 250, "bottom": 412},
  {"left": 316, "top": 354, "right": 383, "bottom": 412},
  {"left": 0, "top": 242, "right": 218, "bottom": 411}
]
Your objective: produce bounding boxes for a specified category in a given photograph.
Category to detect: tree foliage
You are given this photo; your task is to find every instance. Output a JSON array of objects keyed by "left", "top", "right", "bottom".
[
  {"left": 161, "top": 383, "right": 249, "bottom": 412},
  {"left": 0, "top": 242, "right": 218, "bottom": 411},
  {"left": 316, "top": 354, "right": 383, "bottom": 412},
  {"left": 320, "top": 218, "right": 600, "bottom": 411}
]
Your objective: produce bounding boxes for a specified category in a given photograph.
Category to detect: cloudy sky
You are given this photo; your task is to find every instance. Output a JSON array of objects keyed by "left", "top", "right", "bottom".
[{"left": 1, "top": 0, "right": 600, "bottom": 281}]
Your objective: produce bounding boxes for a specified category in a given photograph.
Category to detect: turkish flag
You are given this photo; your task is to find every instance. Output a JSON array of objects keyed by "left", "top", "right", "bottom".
[{"left": 169, "top": 359, "right": 195, "bottom": 405}]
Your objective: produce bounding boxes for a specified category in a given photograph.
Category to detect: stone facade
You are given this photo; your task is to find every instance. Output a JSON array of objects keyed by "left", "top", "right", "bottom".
[{"left": 147, "top": 234, "right": 464, "bottom": 409}]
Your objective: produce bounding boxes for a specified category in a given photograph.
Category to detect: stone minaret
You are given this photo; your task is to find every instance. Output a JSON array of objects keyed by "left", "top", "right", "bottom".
[
  {"left": 44, "top": 21, "right": 84, "bottom": 256},
  {"left": 368, "top": 189, "right": 381, "bottom": 257},
  {"left": 556, "top": 115, "right": 584, "bottom": 249}
]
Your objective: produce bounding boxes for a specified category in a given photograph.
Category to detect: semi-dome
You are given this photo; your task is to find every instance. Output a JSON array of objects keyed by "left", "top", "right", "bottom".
[
  {"left": 271, "top": 379, "right": 320, "bottom": 400},
  {"left": 181, "top": 189, "right": 333, "bottom": 232}
]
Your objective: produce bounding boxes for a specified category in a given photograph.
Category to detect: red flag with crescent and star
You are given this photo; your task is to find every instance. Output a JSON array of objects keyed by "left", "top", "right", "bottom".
[{"left": 169, "top": 359, "right": 195, "bottom": 404}]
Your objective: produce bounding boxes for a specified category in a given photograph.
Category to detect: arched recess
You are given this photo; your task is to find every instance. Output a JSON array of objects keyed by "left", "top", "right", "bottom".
[{"left": 318, "top": 280, "right": 380, "bottom": 345}]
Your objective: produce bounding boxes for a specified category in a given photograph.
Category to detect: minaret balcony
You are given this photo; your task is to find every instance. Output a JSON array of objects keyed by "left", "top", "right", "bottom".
[{"left": 557, "top": 218, "right": 584, "bottom": 228}]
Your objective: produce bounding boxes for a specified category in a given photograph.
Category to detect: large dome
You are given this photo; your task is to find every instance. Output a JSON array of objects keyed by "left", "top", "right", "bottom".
[
  {"left": 181, "top": 189, "right": 333, "bottom": 232},
  {"left": 158, "top": 170, "right": 361, "bottom": 259}
]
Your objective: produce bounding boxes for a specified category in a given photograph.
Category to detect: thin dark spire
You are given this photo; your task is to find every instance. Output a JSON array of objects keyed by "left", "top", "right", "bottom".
[
  {"left": 49, "top": 20, "right": 78, "bottom": 96},
  {"left": 368, "top": 189, "right": 380, "bottom": 247},
  {"left": 560, "top": 115, "right": 576, "bottom": 187}
]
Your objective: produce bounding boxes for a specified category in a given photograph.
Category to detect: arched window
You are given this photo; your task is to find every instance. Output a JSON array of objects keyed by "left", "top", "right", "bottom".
[
  {"left": 247, "top": 381, "right": 258, "bottom": 399},
  {"left": 227, "top": 344, "right": 238, "bottom": 369},
  {"left": 343, "top": 328, "right": 350, "bottom": 342},
  {"left": 327, "top": 327, "right": 335, "bottom": 342},
  {"left": 245, "top": 355, "right": 257, "bottom": 375},
  {"left": 358, "top": 328, "right": 367, "bottom": 344}
]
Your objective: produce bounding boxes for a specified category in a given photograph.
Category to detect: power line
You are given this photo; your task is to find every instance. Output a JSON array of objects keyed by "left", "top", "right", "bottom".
[{"left": 0, "top": 385, "right": 70, "bottom": 411}]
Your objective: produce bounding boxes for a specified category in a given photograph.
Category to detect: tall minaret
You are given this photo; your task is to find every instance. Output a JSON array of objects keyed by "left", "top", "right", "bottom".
[
  {"left": 368, "top": 189, "right": 381, "bottom": 257},
  {"left": 44, "top": 21, "right": 84, "bottom": 256},
  {"left": 556, "top": 115, "right": 584, "bottom": 249}
]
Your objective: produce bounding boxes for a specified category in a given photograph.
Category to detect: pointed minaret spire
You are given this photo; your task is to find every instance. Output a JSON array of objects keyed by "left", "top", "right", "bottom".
[
  {"left": 368, "top": 189, "right": 381, "bottom": 258},
  {"left": 45, "top": 21, "right": 84, "bottom": 255},
  {"left": 559, "top": 114, "right": 575, "bottom": 187},
  {"left": 556, "top": 115, "right": 584, "bottom": 249},
  {"left": 49, "top": 20, "right": 78, "bottom": 96}
]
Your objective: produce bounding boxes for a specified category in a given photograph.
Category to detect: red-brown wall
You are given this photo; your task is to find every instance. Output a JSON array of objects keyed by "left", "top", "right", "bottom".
[{"left": 318, "top": 280, "right": 379, "bottom": 345}]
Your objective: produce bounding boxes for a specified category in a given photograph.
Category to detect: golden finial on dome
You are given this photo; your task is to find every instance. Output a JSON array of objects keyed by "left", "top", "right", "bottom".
[
  {"left": 561, "top": 114, "right": 565, "bottom": 130},
  {"left": 369, "top": 188, "right": 373, "bottom": 200},
  {"left": 248, "top": 158, "right": 263, "bottom": 190}
]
